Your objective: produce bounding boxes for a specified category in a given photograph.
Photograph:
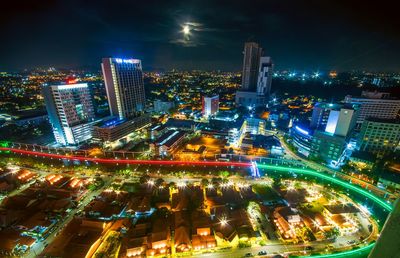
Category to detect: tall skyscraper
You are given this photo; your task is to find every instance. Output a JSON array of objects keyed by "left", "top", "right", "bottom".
[
  {"left": 257, "top": 56, "right": 273, "bottom": 97},
  {"left": 202, "top": 95, "right": 219, "bottom": 117},
  {"left": 241, "top": 42, "right": 262, "bottom": 91},
  {"left": 101, "top": 58, "right": 146, "bottom": 120},
  {"left": 42, "top": 82, "right": 95, "bottom": 145}
]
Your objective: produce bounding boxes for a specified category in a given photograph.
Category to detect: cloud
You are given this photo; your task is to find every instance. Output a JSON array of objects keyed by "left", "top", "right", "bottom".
[
  {"left": 169, "top": 21, "right": 221, "bottom": 47},
  {"left": 169, "top": 38, "right": 204, "bottom": 47}
]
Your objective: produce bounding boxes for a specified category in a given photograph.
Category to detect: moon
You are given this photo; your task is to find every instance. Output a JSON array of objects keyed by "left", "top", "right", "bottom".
[{"left": 183, "top": 25, "right": 190, "bottom": 35}]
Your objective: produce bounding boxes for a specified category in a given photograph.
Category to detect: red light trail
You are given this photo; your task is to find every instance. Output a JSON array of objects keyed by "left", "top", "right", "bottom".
[{"left": 0, "top": 147, "right": 252, "bottom": 167}]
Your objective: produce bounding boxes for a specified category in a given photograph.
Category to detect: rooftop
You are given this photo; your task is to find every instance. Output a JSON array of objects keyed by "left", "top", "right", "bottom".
[
  {"left": 324, "top": 203, "right": 359, "bottom": 214},
  {"left": 155, "top": 130, "right": 186, "bottom": 147},
  {"left": 97, "top": 117, "right": 127, "bottom": 128}
]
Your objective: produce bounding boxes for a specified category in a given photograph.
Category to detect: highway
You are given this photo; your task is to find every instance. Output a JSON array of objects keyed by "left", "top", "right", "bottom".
[{"left": 0, "top": 147, "right": 251, "bottom": 167}]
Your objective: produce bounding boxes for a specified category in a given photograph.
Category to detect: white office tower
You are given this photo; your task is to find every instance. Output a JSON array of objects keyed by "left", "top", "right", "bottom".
[
  {"left": 101, "top": 58, "right": 146, "bottom": 120},
  {"left": 324, "top": 107, "right": 358, "bottom": 137},
  {"left": 42, "top": 83, "right": 95, "bottom": 146},
  {"left": 257, "top": 56, "right": 273, "bottom": 97}
]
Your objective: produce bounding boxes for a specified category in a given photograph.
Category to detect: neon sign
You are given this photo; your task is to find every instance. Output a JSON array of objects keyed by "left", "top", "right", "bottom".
[{"left": 115, "top": 58, "right": 140, "bottom": 64}]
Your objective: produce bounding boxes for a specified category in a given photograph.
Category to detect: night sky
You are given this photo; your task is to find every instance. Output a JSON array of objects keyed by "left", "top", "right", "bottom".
[{"left": 1, "top": 0, "right": 400, "bottom": 71}]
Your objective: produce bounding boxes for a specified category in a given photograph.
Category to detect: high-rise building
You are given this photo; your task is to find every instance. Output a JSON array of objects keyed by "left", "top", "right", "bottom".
[
  {"left": 42, "top": 82, "right": 95, "bottom": 146},
  {"left": 310, "top": 103, "right": 342, "bottom": 130},
  {"left": 93, "top": 58, "right": 149, "bottom": 144},
  {"left": 311, "top": 102, "right": 358, "bottom": 137},
  {"left": 357, "top": 118, "right": 400, "bottom": 157},
  {"left": 236, "top": 42, "right": 274, "bottom": 107},
  {"left": 310, "top": 130, "right": 346, "bottom": 164},
  {"left": 309, "top": 102, "right": 359, "bottom": 164},
  {"left": 101, "top": 58, "right": 146, "bottom": 120},
  {"left": 344, "top": 91, "right": 400, "bottom": 128},
  {"left": 241, "top": 42, "right": 262, "bottom": 91},
  {"left": 257, "top": 56, "right": 273, "bottom": 97},
  {"left": 202, "top": 95, "right": 219, "bottom": 117}
]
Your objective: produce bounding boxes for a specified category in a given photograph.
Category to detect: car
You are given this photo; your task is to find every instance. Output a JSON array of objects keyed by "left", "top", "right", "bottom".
[
  {"left": 244, "top": 253, "right": 253, "bottom": 257},
  {"left": 258, "top": 250, "right": 267, "bottom": 256}
]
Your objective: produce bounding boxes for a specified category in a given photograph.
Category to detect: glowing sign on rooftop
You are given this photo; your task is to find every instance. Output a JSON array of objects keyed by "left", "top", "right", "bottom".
[
  {"left": 56, "top": 83, "right": 88, "bottom": 90},
  {"left": 115, "top": 58, "right": 140, "bottom": 64}
]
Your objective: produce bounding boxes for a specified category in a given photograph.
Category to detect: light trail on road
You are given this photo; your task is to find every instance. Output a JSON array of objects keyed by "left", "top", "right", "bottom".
[{"left": 0, "top": 147, "right": 251, "bottom": 167}]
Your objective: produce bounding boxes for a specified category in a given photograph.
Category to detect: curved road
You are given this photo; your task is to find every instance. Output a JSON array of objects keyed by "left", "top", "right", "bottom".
[{"left": 277, "top": 135, "right": 396, "bottom": 200}]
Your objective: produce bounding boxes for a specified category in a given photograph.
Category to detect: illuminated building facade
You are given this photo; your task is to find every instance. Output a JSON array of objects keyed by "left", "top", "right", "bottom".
[
  {"left": 150, "top": 130, "right": 186, "bottom": 157},
  {"left": 311, "top": 102, "right": 358, "bottom": 137},
  {"left": 42, "top": 83, "right": 95, "bottom": 145},
  {"left": 101, "top": 58, "right": 145, "bottom": 120},
  {"left": 290, "top": 125, "right": 314, "bottom": 157},
  {"left": 99, "top": 58, "right": 148, "bottom": 142},
  {"left": 344, "top": 92, "right": 400, "bottom": 129},
  {"left": 311, "top": 103, "right": 342, "bottom": 130},
  {"left": 202, "top": 95, "right": 219, "bottom": 117},
  {"left": 311, "top": 130, "right": 346, "bottom": 163},
  {"left": 357, "top": 118, "right": 400, "bottom": 157},
  {"left": 92, "top": 115, "right": 151, "bottom": 143},
  {"left": 256, "top": 56, "right": 273, "bottom": 97}
]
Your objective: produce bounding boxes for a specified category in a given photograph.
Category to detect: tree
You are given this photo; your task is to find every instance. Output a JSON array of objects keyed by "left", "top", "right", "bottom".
[
  {"left": 219, "top": 170, "right": 230, "bottom": 178},
  {"left": 200, "top": 178, "right": 209, "bottom": 187},
  {"left": 324, "top": 227, "right": 340, "bottom": 239},
  {"left": 87, "top": 184, "right": 97, "bottom": 191},
  {"left": 272, "top": 177, "right": 282, "bottom": 189},
  {"left": 155, "top": 178, "right": 164, "bottom": 187},
  {"left": 211, "top": 177, "right": 222, "bottom": 184},
  {"left": 139, "top": 175, "right": 150, "bottom": 184}
]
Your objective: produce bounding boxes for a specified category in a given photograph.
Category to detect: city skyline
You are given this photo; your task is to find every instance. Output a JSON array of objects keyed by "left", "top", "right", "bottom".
[
  {"left": 1, "top": 0, "right": 400, "bottom": 71},
  {"left": 0, "top": 2, "right": 399, "bottom": 257}
]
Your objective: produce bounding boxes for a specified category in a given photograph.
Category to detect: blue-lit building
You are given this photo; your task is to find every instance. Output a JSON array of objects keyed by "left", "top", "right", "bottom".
[
  {"left": 310, "top": 102, "right": 359, "bottom": 137},
  {"left": 308, "top": 102, "right": 359, "bottom": 164},
  {"left": 290, "top": 124, "right": 314, "bottom": 157},
  {"left": 42, "top": 82, "right": 95, "bottom": 146},
  {"left": 101, "top": 58, "right": 146, "bottom": 119},
  {"left": 96, "top": 58, "right": 149, "bottom": 143},
  {"left": 93, "top": 115, "right": 151, "bottom": 143}
]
